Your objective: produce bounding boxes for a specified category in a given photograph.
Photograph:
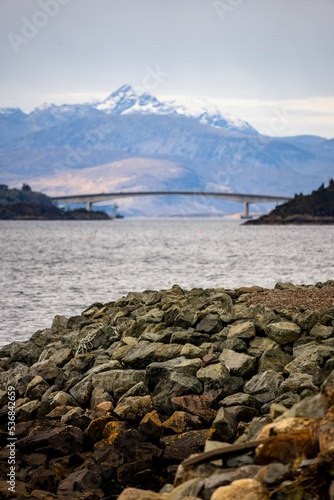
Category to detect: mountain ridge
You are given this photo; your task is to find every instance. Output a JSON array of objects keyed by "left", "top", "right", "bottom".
[{"left": 0, "top": 85, "right": 333, "bottom": 216}]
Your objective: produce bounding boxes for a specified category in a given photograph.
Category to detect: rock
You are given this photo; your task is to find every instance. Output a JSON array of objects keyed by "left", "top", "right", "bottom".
[
  {"left": 247, "top": 337, "right": 276, "bottom": 359},
  {"left": 278, "top": 393, "right": 328, "bottom": 419},
  {"left": 222, "top": 337, "right": 248, "bottom": 353},
  {"left": 227, "top": 321, "right": 256, "bottom": 340},
  {"left": 279, "top": 373, "right": 317, "bottom": 394},
  {"left": 90, "top": 387, "right": 114, "bottom": 409},
  {"left": 69, "top": 377, "right": 93, "bottom": 405},
  {"left": 117, "top": 488, "right": 166, "bottom": 499},
  {"left": 196, "top": 316, "right": 222, "bottom": 333},
  {"left": 92, "top": 369, "right": 146, "bottom": 400},
  {"left": 171, "top": 395, "right": 217, "bottom": 423},
  {"left": 256, "top": 417, "right": 315, "bottom": 439},
  {"left": 254, "top": 462, "right": 290, "bottom": 487},
  {"left": 48, "top": 391, "right": 79, "bottom": 409},
  {"left": 181, "top": 344, "right": 206, "bottom": 359},
  {"left": 57, "top": 461, "right": 104, "bottom": 498},
  {"left": 219, "top": 349, "right": 257, "bottom": 377},
  {"left": 310, "top": 323, "right": 334, "bottom": 340},
  {"left": 17, "top": 422, "right": 84, "bottom": 455},
  {"left": 49, "top": 347, "right": 73, "bottom": 366},
  {"left": 265, "top": 321, "right": 301, "bottom": 345},
  {"left": 258, "top": 344, "right": 292, "bottom": 373},
  {"left": 170, "top": 330, "right": 210, "bottom": 346},
  {"left": 146, "top": 356, "right": 201, "bottom": 386},
  {"left": 114, "top": 395, "right": 154, "bottom": 422},
  {"left": 25, "top": 375, "right": 50, "bottom": 400},
  {"left": 196, "top": 362, "right": 229, "bottom": 383},
  {"left": 244, "top": 370, "right": 284, "bottom": 403},
  {"left": 162, "top": 411, "right": 202, "bottom": 434},
  {"left": 138, "top": 410, "right": 163, "bottom": 440},
  {"left": 256, "top": 428, "right": 318, "bottom": 464},
  {"left": 220, "top": 393, "right": 261, "bottom": 411},
  {"left": 161, "top": 429, "right": 215, "bottom": 461},
  {"left": 203, "top": 466, "right": 262, "bottom": 500},
  {"left": 122, "top": 341, "right": 183, "bottom": 368},
  {"left": 17, "top": 400, "right": 41, "bottom": 422},
  {"left": 212, "top": 407, "right": 238, "bottom": 442},
  {"left": 165, "top": 477, "right": 203, "bottom": 499},
  {"left": 210, "top": 478, "right": 269, "bottom": 500}
]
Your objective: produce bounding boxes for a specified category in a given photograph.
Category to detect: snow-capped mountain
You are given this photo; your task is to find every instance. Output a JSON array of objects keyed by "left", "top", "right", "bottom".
[
  {"left": 93, "top": 84, "right": 256, "bottom": 135},
  {"left": 0, "top": 84, "right": 333, "bottom": 216},
  {"left": 95, "top": 84, "right": 175, "bottom": 116}
]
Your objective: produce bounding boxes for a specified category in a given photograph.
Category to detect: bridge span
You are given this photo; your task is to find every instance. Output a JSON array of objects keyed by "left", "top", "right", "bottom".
[{"left": 51, "top": 191, "right": 291, "bottom": 218}]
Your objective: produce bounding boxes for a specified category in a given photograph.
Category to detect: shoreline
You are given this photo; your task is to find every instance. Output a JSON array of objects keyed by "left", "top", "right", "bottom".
[{"left": 0, "top": 281, "right": 334, "bottom": 499}]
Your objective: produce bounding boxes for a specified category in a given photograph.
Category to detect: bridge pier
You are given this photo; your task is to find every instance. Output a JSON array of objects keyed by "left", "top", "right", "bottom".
[
  {"left": 242, "top": 201, "right": 249, "bottom": 218},
  {"left": 86, "top": 201, "right": 92, "bottom": 211}
]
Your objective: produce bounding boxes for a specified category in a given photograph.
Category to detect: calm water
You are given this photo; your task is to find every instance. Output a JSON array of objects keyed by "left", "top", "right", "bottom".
[{"left": 0, "top": 219, "right": 333, "bottom": 347}]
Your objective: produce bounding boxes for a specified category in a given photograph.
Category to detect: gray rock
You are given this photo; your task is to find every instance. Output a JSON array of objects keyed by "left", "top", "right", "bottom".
[
  {"left": 247, "top": 337, "right": 276, "bottom": 359},
  {"left": 227, "top": 321, "right": 256, "bottom": 340},
  {"left": 222, "top": 337, "right": 248, "bottom": 353},
  {"left": 265, "top": 321, "right": 301, "bottom": 345},
  {"left": 48, "top": 391, "right": 80, "bottom": 409},
  {"left": 181, "top": 343, "right": 206, "bottom": 359},
  {"left": 92, "top": 369, "right": 146, "bottom": 400},
  {"left": 16, "top": 400, "right": 41, "bottom": 422},
  {"left": 220, "top": 393, "right": 261, "bottom": 410},
  {"left": 219, "top": 349, "right": 257, "bottom": 377},
  {"left": 25, "top": 375, "right": 50, "bottom": 400},
  {"left": 170, "top": 330, "right": 210, "bottom": 346},
  {"left": 90, "top": 387, "right": 113, "bottom": 409},
  {"left": 285, "top": 342, "right": 334, "bottom": 375},
  {"left": 114, "top": 395, "right": 153, "bottom": 421},
  {"left": 212, "top": 407, "right": 238, "bottom": 442},
  {"left": 69, "top": 377, "right": 93, "bottom": 405},
  {"left": 258, "top": 344, "right": 292, "bottom": 373},
  {"left": 196, "top": 363, "right": 229, "bottom": 383},
  {"left": 244, "top": 370, "right": 284, "bottom": 403},
  {"left": 164, "top": 477, "right": 203, "bottom": 500},
  {"left": 196, "top": 315, "right": 222, "bottom": 333},
  {"left": 49, "top": 347, "right": 73, "bottom": 366},
  {"left": 224, "top": 404, "right": 259, "bottom": 424},
  {"left": 122, "top": 341, "right": 183, "bottom": 368},
  {"left": 310, "top": 323, "right": 334, "bottom": 340},
  {"left": 117, "top": 381, "right": 150, "bottom": 404},
  {"left": 279, "top": 373, "right": 317, "bottom": 394},
  {"left": 277, "top": 393, "right": 328, "bottom": 420},
  {"left": 146, "top": 357, "right": 201, "bottom": 386}
]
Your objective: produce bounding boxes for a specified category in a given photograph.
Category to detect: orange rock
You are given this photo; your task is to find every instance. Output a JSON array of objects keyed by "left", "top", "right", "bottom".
[
  {"left": 256, "top": 417, "right": 315, "bottom": 440},
  {"left": 256, "top": 428, "right": 318, "bottom": 465},
  {"left": 162, "top": 411, "right": 202, "bottom": 434}
]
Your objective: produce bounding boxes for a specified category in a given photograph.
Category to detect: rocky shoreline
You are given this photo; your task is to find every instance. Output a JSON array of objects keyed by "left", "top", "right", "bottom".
[{"left": 1, "top": 282, "right": 334, "bottom": 499}]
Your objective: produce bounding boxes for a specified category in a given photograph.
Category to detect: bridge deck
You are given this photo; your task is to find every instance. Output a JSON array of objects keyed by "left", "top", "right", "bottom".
[{"left": 51, "top": 191, "right": 291, "bottom": 218}]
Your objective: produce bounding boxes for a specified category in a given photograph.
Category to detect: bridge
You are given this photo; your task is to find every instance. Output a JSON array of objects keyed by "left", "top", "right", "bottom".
[{"left": 51, "top": 191, "right": 291, "bottom": 218}]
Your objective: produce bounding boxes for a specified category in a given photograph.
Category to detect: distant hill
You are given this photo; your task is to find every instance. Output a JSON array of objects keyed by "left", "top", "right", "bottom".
[
  {"left": 245, "top": 179, "right": 334, "bottom": 224},
  {"left": 0, "top": 184, "right": 110, "bottom": 220},
  {"left": 0, "top": 85, "right": 333, "bottom": 216}
]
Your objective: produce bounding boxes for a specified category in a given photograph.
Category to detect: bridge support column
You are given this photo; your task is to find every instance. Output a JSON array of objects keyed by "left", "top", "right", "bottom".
[
  {"left": 86, "top": 201, "right": 92, "bottom": 211},
  {"left": 243, "top": 201, "right": 249, "bottom": 218}
]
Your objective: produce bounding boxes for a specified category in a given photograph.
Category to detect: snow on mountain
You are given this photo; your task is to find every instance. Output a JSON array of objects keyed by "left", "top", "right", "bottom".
[
  {"left": 164, "top": 96, "right": 257, "bottom": 135},
  {"left": 94, "top": 85, "right": 256, "bottom": 134},
  {"left": 95, "top": 84, "right": 174, "bottom": 116}
]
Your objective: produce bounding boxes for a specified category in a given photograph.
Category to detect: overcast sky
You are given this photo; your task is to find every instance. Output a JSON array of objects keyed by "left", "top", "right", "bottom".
[{"left": 1, "top": 0, "right": 334, "bottom": 137}]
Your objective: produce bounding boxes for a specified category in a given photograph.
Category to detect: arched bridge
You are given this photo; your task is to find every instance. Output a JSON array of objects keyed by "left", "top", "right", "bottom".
[{"left": 51, "top": 191, "right": 291, "bottom": 218}]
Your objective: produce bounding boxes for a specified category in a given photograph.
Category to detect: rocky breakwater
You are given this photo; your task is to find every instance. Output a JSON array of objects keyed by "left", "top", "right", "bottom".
[{"left": 0, "top": 282, "right": 334, "bottom": 499}]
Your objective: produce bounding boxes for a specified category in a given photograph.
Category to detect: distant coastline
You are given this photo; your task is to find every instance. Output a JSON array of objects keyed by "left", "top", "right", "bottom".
[
  {"left": 245, "top": 179, "right": 334, "bottom": 225},
  {"left": 0, "top": 184, "right": 111, "bottom": 220}
]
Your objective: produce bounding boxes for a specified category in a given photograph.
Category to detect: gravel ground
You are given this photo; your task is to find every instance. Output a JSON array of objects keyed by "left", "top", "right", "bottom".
[{"left": 246, "top": 284, "right": 334, "bottom": 311}]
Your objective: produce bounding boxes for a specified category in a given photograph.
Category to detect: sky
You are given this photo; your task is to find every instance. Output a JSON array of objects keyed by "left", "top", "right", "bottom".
[{"left": 1, "top": 0, "right": 334, "bottom": 138}]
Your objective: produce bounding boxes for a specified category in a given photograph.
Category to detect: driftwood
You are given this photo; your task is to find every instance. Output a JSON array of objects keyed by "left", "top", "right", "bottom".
[{"left": 182, "top": 439, "right": 265, "bottom": 468}]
